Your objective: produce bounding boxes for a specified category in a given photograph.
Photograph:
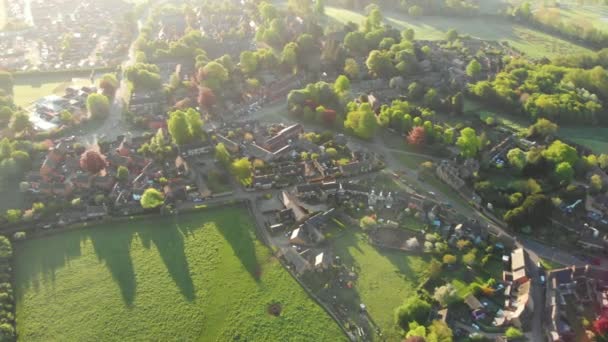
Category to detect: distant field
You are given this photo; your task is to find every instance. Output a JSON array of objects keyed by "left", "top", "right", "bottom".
[
  {"left": 0, "top": 0, "right": 6, "bottom": 30},
  {"left": 324, "top": 6, "right": 592, "bottom": 58},
  {"left": 559, "top": 126, "right": 608, "bottom": 154},
  {"left": 15, "top": 207, "right": 345, "bottom": 341},
  {"left": 535, "top": 1, "right": 608, "bottom": 33},
  {"left": 13, "top": 74, "right": 93, "bottom": 107}
]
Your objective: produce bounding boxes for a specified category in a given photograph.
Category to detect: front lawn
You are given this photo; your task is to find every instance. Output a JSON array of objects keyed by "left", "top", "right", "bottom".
[{"left": 15, "top": 207, "right": 345, "bottom": 341}]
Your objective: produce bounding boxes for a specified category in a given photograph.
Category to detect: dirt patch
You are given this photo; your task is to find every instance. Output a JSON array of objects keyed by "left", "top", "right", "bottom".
[{"left": 267, "top": 303, "right": 282, "bottom": 317}]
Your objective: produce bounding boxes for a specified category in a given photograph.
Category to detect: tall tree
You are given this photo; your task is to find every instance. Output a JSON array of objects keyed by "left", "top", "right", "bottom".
[
  {"left": 86, "top": 93, "right": 110, "bottom": 119},
  {"left": 456, "top": 127, "right": 482, "bottom": 158},
  {"left": 140, "top": 188, "right": 164, "bottom": 209},
  {"left": 80, "top": 150, "right": 107, "bottom": 174},
  {"left": 167, "top": 110, "right": 191, "bottom": 145}
]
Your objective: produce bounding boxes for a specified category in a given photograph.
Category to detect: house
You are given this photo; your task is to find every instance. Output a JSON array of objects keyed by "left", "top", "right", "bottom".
[
  {"left": 289, "top": 227, "right": 308, "bottom": 245},
  {"left": 264, "top": 124, "right": 303, "bottom": 152},
  {"left": 280, "top": 247, "right": 311, "bottom": 274},
  {"left": 510, "top": 248, "right": 528, "bottom": 284},
  {"left": 281, "top": 191, "right": 308, "bottom": 222},
  {"left": 436, "top": 160, "right": 465, "bottom": 190},
  {"left": 216, "top": 135, "right": 240, "bottom": 153},
  {"left": 253, "top": 174, "right": 275, "bottom": 190},
  {"left": 179, "top": 142, "right": 213, "bottom": 157},
  {"left": 505, "top": 280, "right": 533, "bottom": 329},
  {"left": 464, "top": 294, "right": 483, "bottom": 311},
  {"left": 92, "top": 174, "right": 116, "bottom": 191},
  {"left": 314, "top": 252, "right": 332, "bottom": 270},
  {"left": 339, "top": 161, "right": 373, "bottom": 177},
  {"left": 296, "top": 183, "right": 322, "bottom": 198}
]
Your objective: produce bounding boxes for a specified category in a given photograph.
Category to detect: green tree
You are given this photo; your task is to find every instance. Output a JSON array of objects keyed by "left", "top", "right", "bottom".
[
  {"left": 543, "top": 140, "right": 578, "bottom": 167},
  {"left": 456, "top": 127, "right": 482, "bottom": 158},
  {"left": 466, "top": 59, "right": 482, "bottom": 78},
  {"left": 86, "top": 93, "right": 110, "bottom": 119},
  {"left": 239, "top": 51, "right": 258, "bottom": 75},
  {"left": 117, "top": 165, "right": 129, "bottom": 181},
  {"left": 427, "top": 320, "right": 453, "bottom": 342},
  {"left": 215, "top": 143, "right": 231, "bottom": 166},
  {"left": 408, "top": 82, "right": 425, "bottom": 100},
  {"left": 140, "top": 188, "right": 164, "bottom": 209},
  {"left": 443, "top": 254, "right": 457, "bottom": 264},
  {"left": 394, "top": 297, "right": 431, "bottom": 329},
  {"left": 507, "top": 148, "right": 527, "bottom": 171},
  {"left": 360, "top": 216, "right": 377, "bottom": 230},
  {"left": 446, "top": 29, "right": 458, "bottom": 42},
  {"left": 366, "top": 50, "right": 394, "bottom": 78},
  {"left": 402, "top": 28, "right": 415, "bottom": 41},
  {"left": 0, "top": 236, "right": 12, "bottom": 259},
  {"left": 599, "top": 154, "right": 608, "bottom": 169},
  {"left": 591, "top": 174, "right": 604, "bottom": 192},
  {"left": 185, "top": 108, "right": 204, "bottom": 141},
  {"left": 344, "top": 58, "right": 360, "bottom": 79},
  {"left": 11, "top": 112, "right": 31, "bottom": 134},
  {"left": 344, "top": 31, "right": 367, "bottom": 56},
  {"left": 281, "top": 42, "right": 298, "bottom": 72},
  {"left": 5, "top": 209, "right": 22, "bottom": 224},
  {"left": 202, "top": 61, "right": 228, "bottom": 91},
  {"left": 0, "top": 106, "right": 13, "bottom": 123},
  {"left": 555, "top": 162, "right": 574, "bottom": 184},
  {"left": 451, "top": 92, "right": 464, "bottom": 114},
  {"left": 505, "top": 327, "right": 523, "bottom": 341},
  {"left": 344, "top": 103, "right": 378, "bottom": 140},
  {"left": 334, "top": 75, "right": 350, "bottom": 96},
  {"left": 428, "top": 258, "right": 442, "bottom": 279},
  {"left": 528, "top": 118, "right": 558, "bottom": 138},
  {"left": 231, "top": 158, "right": 252, "bottom": 183}
]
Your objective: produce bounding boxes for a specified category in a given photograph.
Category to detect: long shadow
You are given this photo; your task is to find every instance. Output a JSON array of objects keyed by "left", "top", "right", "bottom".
[
  {"left": 14, "top": 231, "right": 83, "bottom": 300},
  {"left": 137, "top": 219, "right": 196, "bottom": 301},
  {"left": 88, "top": 227, "right": 137, "bottom": 306},
  {"left": 214, "top": 211, "right": 261, "bottom": 281}
]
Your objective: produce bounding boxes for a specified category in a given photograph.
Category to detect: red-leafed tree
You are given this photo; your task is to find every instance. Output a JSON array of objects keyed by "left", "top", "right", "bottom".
[
  {"left": 594, "top": 316, "right": 608, "bottom": 338},
  {"left": 198, "top": 87, "right": 216, "bottom": 109},
  {"left": 322, "top": 109, "right": 337, "bottom": 125},
  {"left": 407, "top": 126, "right": 426, "bottom": 145},
  {"left": 80, "top": 150, "right": 107, "bottom": 174}
]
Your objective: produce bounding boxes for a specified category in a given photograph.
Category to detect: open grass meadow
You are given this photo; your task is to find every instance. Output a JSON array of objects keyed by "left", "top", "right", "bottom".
[
  {"left": 13, "top": 73, "right": 95, "bottom": 107},
  {"left": 558, "top": 126, "right": 608, "bottom": 155},
  {"left": 324, "top": 6, "right": 592, "bottom": 58},
  {"left": 332, "top": 229, "right": 430, "bottom": 340},
  {"left": 14, "top": 207, "right": 345, "bottom": 341}
]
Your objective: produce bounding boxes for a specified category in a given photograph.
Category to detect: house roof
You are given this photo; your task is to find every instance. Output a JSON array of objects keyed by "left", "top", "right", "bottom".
[
  {"left": 464, "top": 294, "right": 483, "bottom": 310},
  {"left": 296, "top": 183, "right": 321, "bottom": 194},
  {"left": 511, "top": 248, "right": 525, "bottom": 271},
  {"left": 282, "top": 191, "right": 308, "bottom": 222}
]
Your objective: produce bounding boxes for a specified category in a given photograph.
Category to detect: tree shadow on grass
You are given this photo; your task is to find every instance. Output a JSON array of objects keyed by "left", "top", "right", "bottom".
[
  {"left": 214, "top": 213, "right": 261, "bottom": 281},
  {"left": 88, "top": 227, "right": 137, "bottom": 306},
  {"left": 138, "top": 219, "right": 196, "bottom": 302},
  {"left": 14, "top": 231, "right": 83, "bottom": 300}
]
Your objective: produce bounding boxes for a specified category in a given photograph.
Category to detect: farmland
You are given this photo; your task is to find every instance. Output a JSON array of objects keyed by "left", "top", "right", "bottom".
[
  {"left": 324, "top": 6, "right": 592, "bottom": 58},
  {"left": 14, "top": 207, "right": 345, "bottom": 341},
  {"left": 559, "top": 126, "right": 608, "bottom": 154}
]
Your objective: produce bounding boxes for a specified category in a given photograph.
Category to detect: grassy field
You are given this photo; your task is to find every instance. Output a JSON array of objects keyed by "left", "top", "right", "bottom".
[
  {"left": 536, "top": 1, "right": 608, "bottom": 33},
  {"left": 13, "top": 73, "right": 95, "bottom": 107},
  {"left": 324, "top": 6, "right": 592, "bottom": 58},
  {"left": 558, "top": 126, "right": 608, "bottom": 154},
  {"left": 332, "top": 229, "right": 430, "bottom": 340},
  {"left": 14, "top": 207, "right": 345, "bottom": 341}
]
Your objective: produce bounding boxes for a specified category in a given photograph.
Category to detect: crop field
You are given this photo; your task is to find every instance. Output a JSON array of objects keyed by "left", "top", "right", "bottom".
[
  {"left": 14, "top": 207, "right": 345, "bottom": 341},
  {"left": 324, "top": 6, "right": 592, "bottom": 58},
  {"left": 332, "top": 229, "right": 430, "bottom": 340}
]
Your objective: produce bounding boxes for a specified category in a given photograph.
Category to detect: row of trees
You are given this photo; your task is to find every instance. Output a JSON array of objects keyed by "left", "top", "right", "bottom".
[{"left": 0, "top": 237, "right": 15, "bottom": 341}]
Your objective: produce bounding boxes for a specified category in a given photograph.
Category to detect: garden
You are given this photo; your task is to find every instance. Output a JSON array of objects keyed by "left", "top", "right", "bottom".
[{"left": 14, "top": 207, "right": 345, "bottom": 341}]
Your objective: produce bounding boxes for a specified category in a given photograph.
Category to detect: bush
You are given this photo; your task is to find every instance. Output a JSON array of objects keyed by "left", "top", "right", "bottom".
[
  {"left": 505, "top": 327, "right": 523, "bottom": 340},
  {"left": 442, "top": 254, "right": 457, "bottom": 265},
  {"left": 394, "top": 297, "right": 431, "bottom": 329}
]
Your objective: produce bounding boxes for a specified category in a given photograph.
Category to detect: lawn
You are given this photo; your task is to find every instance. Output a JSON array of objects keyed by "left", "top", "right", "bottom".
[
  {"left": 13, "top": 73, "right": 94, "bottom": 107},
  {"left": 324, "top": 6, "right": 592, "bottom": 58},
  {"left": 14, "top": 207, "right": 345, "bottom": 341},
  {"left": 332, "top": 228, "right": 430, "bottom": 340},
  {"left": 536, "top": 1, "right": 608, "bottom": 33}
]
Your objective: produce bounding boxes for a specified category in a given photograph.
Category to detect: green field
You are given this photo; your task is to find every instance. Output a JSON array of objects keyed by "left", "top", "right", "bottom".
[
  {"left": 13, "top": 73, "right": 95, "bottom": 107},
  {"left": 15, "top": 207, "right": 345, "bottom": 341},
  {"left": 324, "top": 6, "right": 592, "bottom": 58},
  {"left": 559, "top": 126, "right": 608, "bottom": 154},
  {"left": 536, "top": 1, "right": 608, "bottom": 33},
  {"left": 333, "top": 229, "right": 430, "bottom": 340}
]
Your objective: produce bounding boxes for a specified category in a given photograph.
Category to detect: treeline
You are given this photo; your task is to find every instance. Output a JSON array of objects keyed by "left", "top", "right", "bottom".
[
  {"left": 510, "top": 2, "right": 608, "bottom": 49},
  {"left": 0, "top": 237, "right": 15, "bottom": 341},
  {"left": 468, "top": 58, "right": 608, "bottom": 124},
  {"left": 399, "top": 0, "right": 479, "bottom": 17}
]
